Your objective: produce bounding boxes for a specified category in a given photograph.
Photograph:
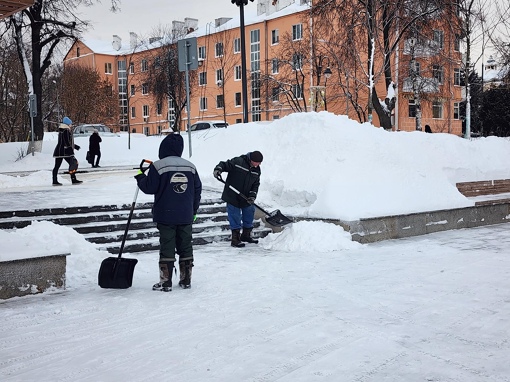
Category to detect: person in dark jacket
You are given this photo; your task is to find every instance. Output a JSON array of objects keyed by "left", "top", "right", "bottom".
[
  {"left": 213, "top": 151, "right": 263, "bottom": 247},
  {"left": 425, "top": 124, "right": 433, "bottom": 133},
  {"left": 135, "top": 133, "right": 202, "bottom": 292},
  {"left": 52, "top": 116, "right": 82, "bottom": 185},
  {"left": 89, "top": 129, "right": 102, "bottom": 167}
]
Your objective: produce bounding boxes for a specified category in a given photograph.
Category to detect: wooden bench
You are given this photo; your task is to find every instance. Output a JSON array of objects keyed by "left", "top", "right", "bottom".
[
  {"left": 0, "top": 253, "right": 70, "bottom": 300},
  {"left": 456, "top": 179, "right": 510, "bottom": 206}
]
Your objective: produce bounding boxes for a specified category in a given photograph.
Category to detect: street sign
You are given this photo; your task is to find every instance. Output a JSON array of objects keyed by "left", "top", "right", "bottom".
[
  {"left": 29, "top": 94, "right": 37, "bottom": 117},
  {"left": 178, "top": 37, "right": 198, "bottom": 72}
]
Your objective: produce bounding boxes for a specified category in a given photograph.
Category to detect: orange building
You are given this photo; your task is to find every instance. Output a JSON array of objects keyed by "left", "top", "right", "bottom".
[{"left": 63, "top": 0, "right": 463, "bottom": 135}]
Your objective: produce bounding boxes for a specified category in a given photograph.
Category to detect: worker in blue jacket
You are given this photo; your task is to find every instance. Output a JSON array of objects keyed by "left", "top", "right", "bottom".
[{"left": 135, "top": 133, "right": 202, "bottom": 292}]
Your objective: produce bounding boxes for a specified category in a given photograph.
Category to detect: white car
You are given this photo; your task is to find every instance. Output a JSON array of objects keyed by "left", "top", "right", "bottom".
[
  {"left": 73, "top": 124, "right": 119, "bottom": 137},
  {"left": 189, "top": 121, "right": 228, "bottom": 131}
]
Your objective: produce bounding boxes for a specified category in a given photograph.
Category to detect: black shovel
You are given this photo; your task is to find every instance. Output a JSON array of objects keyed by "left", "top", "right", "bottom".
[
  {"left": 217, "top": 176, "right": 292, "bottom": 227},
  {"left": 98, "top": 159, "right": 152, "bottom": 289}
]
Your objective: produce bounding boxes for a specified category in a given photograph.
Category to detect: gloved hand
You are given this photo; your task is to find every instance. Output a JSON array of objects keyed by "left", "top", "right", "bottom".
[
  {"left": 247, "top": 197, "right": 255, "bottom": 205},
  {"left": 75, "top": 144, "right": 80, "bottom": 150},
  {"left": 213, "top": 168, "right": 222, "bottom": 179},
  {"left": 134, "top": 169, "right": 144, "bottom": 179},
  {"left": 193, "top": 214, "right": 197, "bottom": 222}
]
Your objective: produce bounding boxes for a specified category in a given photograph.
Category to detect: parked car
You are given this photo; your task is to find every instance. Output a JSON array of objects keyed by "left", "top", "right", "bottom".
[
  {"left": 190, "top": 121, "right": 228, "bottom": 131},
  {"left": 73, "top": 124, "right": 118, "bottom": 137}
]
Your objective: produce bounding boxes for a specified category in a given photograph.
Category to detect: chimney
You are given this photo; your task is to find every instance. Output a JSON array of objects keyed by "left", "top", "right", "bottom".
[
  {"left": 130, "top": 32, "right": 138, "bottom": 49},
  {"left": 112, "top": 35, "right": 122, "bottom": 51},
  {"left": 184, "top": 18, "right": 199, "bottom": 33},
  {"left": 215, "top": 17, "right": 232, "bottom": 27}
]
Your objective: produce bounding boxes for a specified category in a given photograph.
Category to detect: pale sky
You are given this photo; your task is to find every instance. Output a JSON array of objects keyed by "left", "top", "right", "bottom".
[{"left": 77, "top": 0, "right": 248, "bottom": 41}]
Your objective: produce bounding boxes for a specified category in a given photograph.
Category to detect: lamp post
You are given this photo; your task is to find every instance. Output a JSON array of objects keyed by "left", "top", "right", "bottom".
[
  {"left": 231, "top": 0, "right": 254, "bottom": 123},
  {"left": 316, "top": 55, "right": 332, "bottom": 111}
]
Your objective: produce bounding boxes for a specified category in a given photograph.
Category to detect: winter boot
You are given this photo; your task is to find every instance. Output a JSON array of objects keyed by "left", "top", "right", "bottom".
[
  {"left": 52, "top": 177, "right": 62, "bottom": 186},
  {"left": 240, "top": 227, "right": 258, "bottom": 244},
  {"left": 153, "top": 261, "right": 174, "bottom": 292},
  {"left": 231, "top": 229, "right": 245, "bottom": 248},
  {"left": 70, "top": 173, "right": 83, "bottom": 185},
  {"left": 178, "top": 260, "right": 193, "bottom": 289}
]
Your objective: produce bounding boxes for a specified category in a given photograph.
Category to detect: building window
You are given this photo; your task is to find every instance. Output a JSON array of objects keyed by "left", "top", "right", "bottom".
[
  {"left": 215, "top": 42, "right": 224, "bottom": 57},
  {"left": 272, "top": 87, "right": 280, "bottom": 102},
  {"left": 216, "top": 95, "right": 224, "bottom": 108},
  {"left": 199, "top": 72, "right": 207, "bottom": 86},
  {"left": 105, "top": 62, "right": 112, "bottom": 74},
  {"left": 454, "top": 68, "right": 461, "bottom": 86},
  {"left": 235, "top": 92, "right": 241, "bottom": 107},
  {"left": 141, "top": 59, "right": 148, "bottom": 72},
  {"left": 216, "top": 69, "right": 223, "bottom": 83},
  {"left": 130, "top": 84, "right": 135, "bottom": 96},
  {"left": 131, "top": 106, "right": 136, "bottom": 118},
  {"left": 157, "top": 125, "right": 162, "bottom": 135},
  {"left": 433, "top": 30, "right": 444, "bottom": 49},
  {"left": 234, "top": 38, "right": 240, "bottom": 54},
  {"left": 143, "top": 126, "right": 149, "bottom": 136},
  {"left": 454, "top": 34, "right": 460, "bottom": 52},
  {"left": 454, "top": 102, "right": 460, "bottom": 120},
  {"left": 408, "top": 99, "right": 416, "bottom": 118},
  {"left": 292, "top": 24, "right": 302, "bottom": 41},
  {"left": 410, "top": 60, "right": 420, "bottom": 75},
  {"left": 142, "top": 83, "right": 149, "bottom": 95},
  {"left": 129, "top": 62, "right": 134, "bottom": 74},
  {"left": 76, "top": 47, "right": 80, "bottom": 57},
  {"left": 200, "top": 97, "right": 207, "bottom": 111},
  {"left": 432, "top": 101, "right": 443, "bottom": 118},
  {"left": 272, "top": 58, "right": 279, "bottom": 74},
  {"left": 156, "top": 103, "right": 162, "bottom": 115},
  {"left": 292, "top": 53, "right": 303, "bottom": 70},
  {"left": 143, "top": 105, "right": 149, "bottom": 118},
  {"left": 198, "top": 46, "right": 206, "bottom": 59},
  {"left": 292, "top": 84, "right": 302, "bottom": 99},
  {"left": 235, "top": 65, "right": 242, "bottom": 81},
  {"left": 432, "top": 65, "right": 444, "bottom": 84},
  {"left": 271, "top": 29, "right": 279, "bottom": 44}
]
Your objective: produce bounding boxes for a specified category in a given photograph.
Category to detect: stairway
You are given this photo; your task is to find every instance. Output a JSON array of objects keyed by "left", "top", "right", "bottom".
[{"left": 0, "top": 197, "right": 272, "bottom": 254}]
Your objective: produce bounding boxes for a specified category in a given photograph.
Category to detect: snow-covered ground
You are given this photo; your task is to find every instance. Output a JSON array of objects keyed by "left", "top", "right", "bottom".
[{"left": 1, "top": 112, "right": 509, "bottom": 380}]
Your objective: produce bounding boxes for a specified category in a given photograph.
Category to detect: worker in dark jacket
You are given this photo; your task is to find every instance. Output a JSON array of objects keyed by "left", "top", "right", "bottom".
[
  {"left": 135, "top": 133, "right": 202, "bottom": 292},
  {"left": 52, "top": 116, "right": 82, "bottom": 185},
  {"left": 88, "top": 129, "right": 102, "bottom": 167},
  {"left": 213, "top": 151, "right": 263, "bottom": 247}
]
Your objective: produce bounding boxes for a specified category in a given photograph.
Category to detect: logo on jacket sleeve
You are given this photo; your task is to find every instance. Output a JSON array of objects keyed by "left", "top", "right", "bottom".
[{"left": 170, "top": 173, "right": 188, "bottom": 193}]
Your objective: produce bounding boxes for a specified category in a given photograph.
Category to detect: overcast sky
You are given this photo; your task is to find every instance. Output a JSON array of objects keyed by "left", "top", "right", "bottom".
[{"left": 77, "top": 0, "right": 248, "bottom": 41}]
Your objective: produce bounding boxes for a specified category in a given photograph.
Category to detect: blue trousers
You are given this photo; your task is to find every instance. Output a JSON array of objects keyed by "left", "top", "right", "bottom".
[{"left": 227, "top": 203, "right": 255, "bottom": 230}]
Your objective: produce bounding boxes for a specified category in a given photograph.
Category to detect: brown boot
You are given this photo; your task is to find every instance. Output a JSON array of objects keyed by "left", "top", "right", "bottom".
[
  {"left": 231, "top": 229, "right": 245, "bottom": 248},
  {"left": 240, "top": 227, "right": 258, "bottom": 244},
  {"left": 153, "top": 261, "right": 174, "bottom": 291},
  {"left": 178, "top": 260, "right": 193, "bottom": 289}
]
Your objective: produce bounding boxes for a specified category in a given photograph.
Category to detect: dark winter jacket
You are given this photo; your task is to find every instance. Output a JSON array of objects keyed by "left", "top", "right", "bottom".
[
  {"left": 136, "top": 134, "right": 202, "bottom": 225},
  {"left": 53, "top": 124, "right": 79, "bottom": 158},
  {"left": 89, "top": 132, "right": 102, "bottom": 154},
  {"left": 215, "top": 152, "right": 261, "bottom": 208}
]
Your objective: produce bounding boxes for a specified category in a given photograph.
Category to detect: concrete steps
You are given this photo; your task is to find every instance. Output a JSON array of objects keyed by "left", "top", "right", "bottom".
[{"left": 0, "top": 198, "right": 272, "bottom": 254}]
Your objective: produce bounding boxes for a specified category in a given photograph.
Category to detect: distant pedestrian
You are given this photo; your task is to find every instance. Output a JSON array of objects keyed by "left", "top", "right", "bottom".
[
  {"left": 52, "top": 116, "right": 82, "bottom": 185},
  {"left": 213, "top": 151, "right": 263, "bottom": 247},
  {"left": 89, "top": 129, "right": 102, "bottom": 167},
  {"left": 425, "top": 124, "right": 433, "bottom": 133},
  {"left": 135, "top": 133, "right": 202, "bottom": 291}
]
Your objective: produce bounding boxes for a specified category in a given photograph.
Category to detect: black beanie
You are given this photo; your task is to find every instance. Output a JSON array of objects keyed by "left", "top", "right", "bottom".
[{"left": 250, "top": 151, "right": 263, "bottom": 163}]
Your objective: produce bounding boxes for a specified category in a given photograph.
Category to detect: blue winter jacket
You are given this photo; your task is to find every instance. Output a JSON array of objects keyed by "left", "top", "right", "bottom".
[{"left": 136, "top": 134, "right": 202, "bottom": 225}]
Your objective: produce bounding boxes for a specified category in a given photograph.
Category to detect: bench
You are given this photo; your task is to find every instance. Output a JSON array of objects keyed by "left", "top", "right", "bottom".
[
  {"left": 456, "top": 179, "right": 510, "bottom": 206},
  {"left": 0, "top": 253, "right": 70, "bottom": 300}
]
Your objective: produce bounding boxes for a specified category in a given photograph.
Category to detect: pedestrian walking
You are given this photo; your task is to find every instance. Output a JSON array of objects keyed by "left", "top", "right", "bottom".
[
  {"left": 89, "top": 129, "right": 102, "bottom": 167},
  {"left": 135, "top": 133, "right": 202, "bottom": 291},
  {"left": 213, "top": 151, "right": 263, "bottom": 247},
  {"left": 52, "top": 116, "right": 82, "bottom": 185}
]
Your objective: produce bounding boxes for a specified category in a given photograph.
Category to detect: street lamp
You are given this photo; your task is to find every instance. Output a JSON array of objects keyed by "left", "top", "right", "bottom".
[
  {"left": 317, "top": 56, "right": 332, "bottom": 111},
  {"left": 231, "top": 0, "right": 254, "bottom": 123}
]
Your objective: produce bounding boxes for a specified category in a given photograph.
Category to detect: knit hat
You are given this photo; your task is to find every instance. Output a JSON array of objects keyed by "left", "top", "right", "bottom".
[
  {"left": 62, "top": 116, "right": 72, "bottom": 125},
  {"left": 250, "top": 151, "right": 263, "bottom": 163}
]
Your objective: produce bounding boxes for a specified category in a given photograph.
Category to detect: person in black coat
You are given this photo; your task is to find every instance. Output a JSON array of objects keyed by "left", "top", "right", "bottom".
[
  {"left": 213, "top": 151, "right": 263, "bottom": 247},
  {"left": 135, "top": 133, "right": 202, "bottom": 291},
  {"left": 89, "top": 129, "right": 102, "bottom": 167},
  {"left": 52, "top": 116, "right": 82, "bottom": 185}
]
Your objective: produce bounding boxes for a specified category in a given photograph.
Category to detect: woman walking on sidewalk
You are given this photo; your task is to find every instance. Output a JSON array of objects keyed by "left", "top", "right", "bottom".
[{"left": 52, "top": 116, "right": 82, "bottom": 185}]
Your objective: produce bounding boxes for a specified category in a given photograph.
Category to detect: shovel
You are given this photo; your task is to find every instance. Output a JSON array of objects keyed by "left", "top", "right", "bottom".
[
  {"left": 216, "top": 176, "right": 292, "bottom": 227},
  {"left": 98, "top": 159, "right": 152, "bottom": 289}
]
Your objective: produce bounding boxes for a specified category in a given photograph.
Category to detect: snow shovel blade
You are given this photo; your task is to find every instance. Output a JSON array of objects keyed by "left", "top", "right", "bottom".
[
  {"left": 98, "top": 257, "right": 138, "bottom": 289},
  {"left": 264, "top": 209, "right": 293, "bottom": 227}
]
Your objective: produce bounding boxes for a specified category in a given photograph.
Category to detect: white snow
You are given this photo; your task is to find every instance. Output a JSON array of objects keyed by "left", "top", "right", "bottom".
[{"left": 1, "top": 112, "right": 509, "bottom": 381}]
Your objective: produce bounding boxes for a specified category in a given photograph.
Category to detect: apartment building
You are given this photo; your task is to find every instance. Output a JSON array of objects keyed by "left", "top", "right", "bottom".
[{"left": 63, "top": 0, "right": 463, "bottom": 135}]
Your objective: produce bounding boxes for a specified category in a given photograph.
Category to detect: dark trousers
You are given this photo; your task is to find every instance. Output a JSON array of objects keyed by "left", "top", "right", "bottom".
[
  {"left": 91, "top": 152, "right": 101, "bottom": 166},
  {"left": 157, "top": 223, "right": 193, "bottom": 262},
  {"left": 52, "top": 157, "right": 74, "bottom": 180}
]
